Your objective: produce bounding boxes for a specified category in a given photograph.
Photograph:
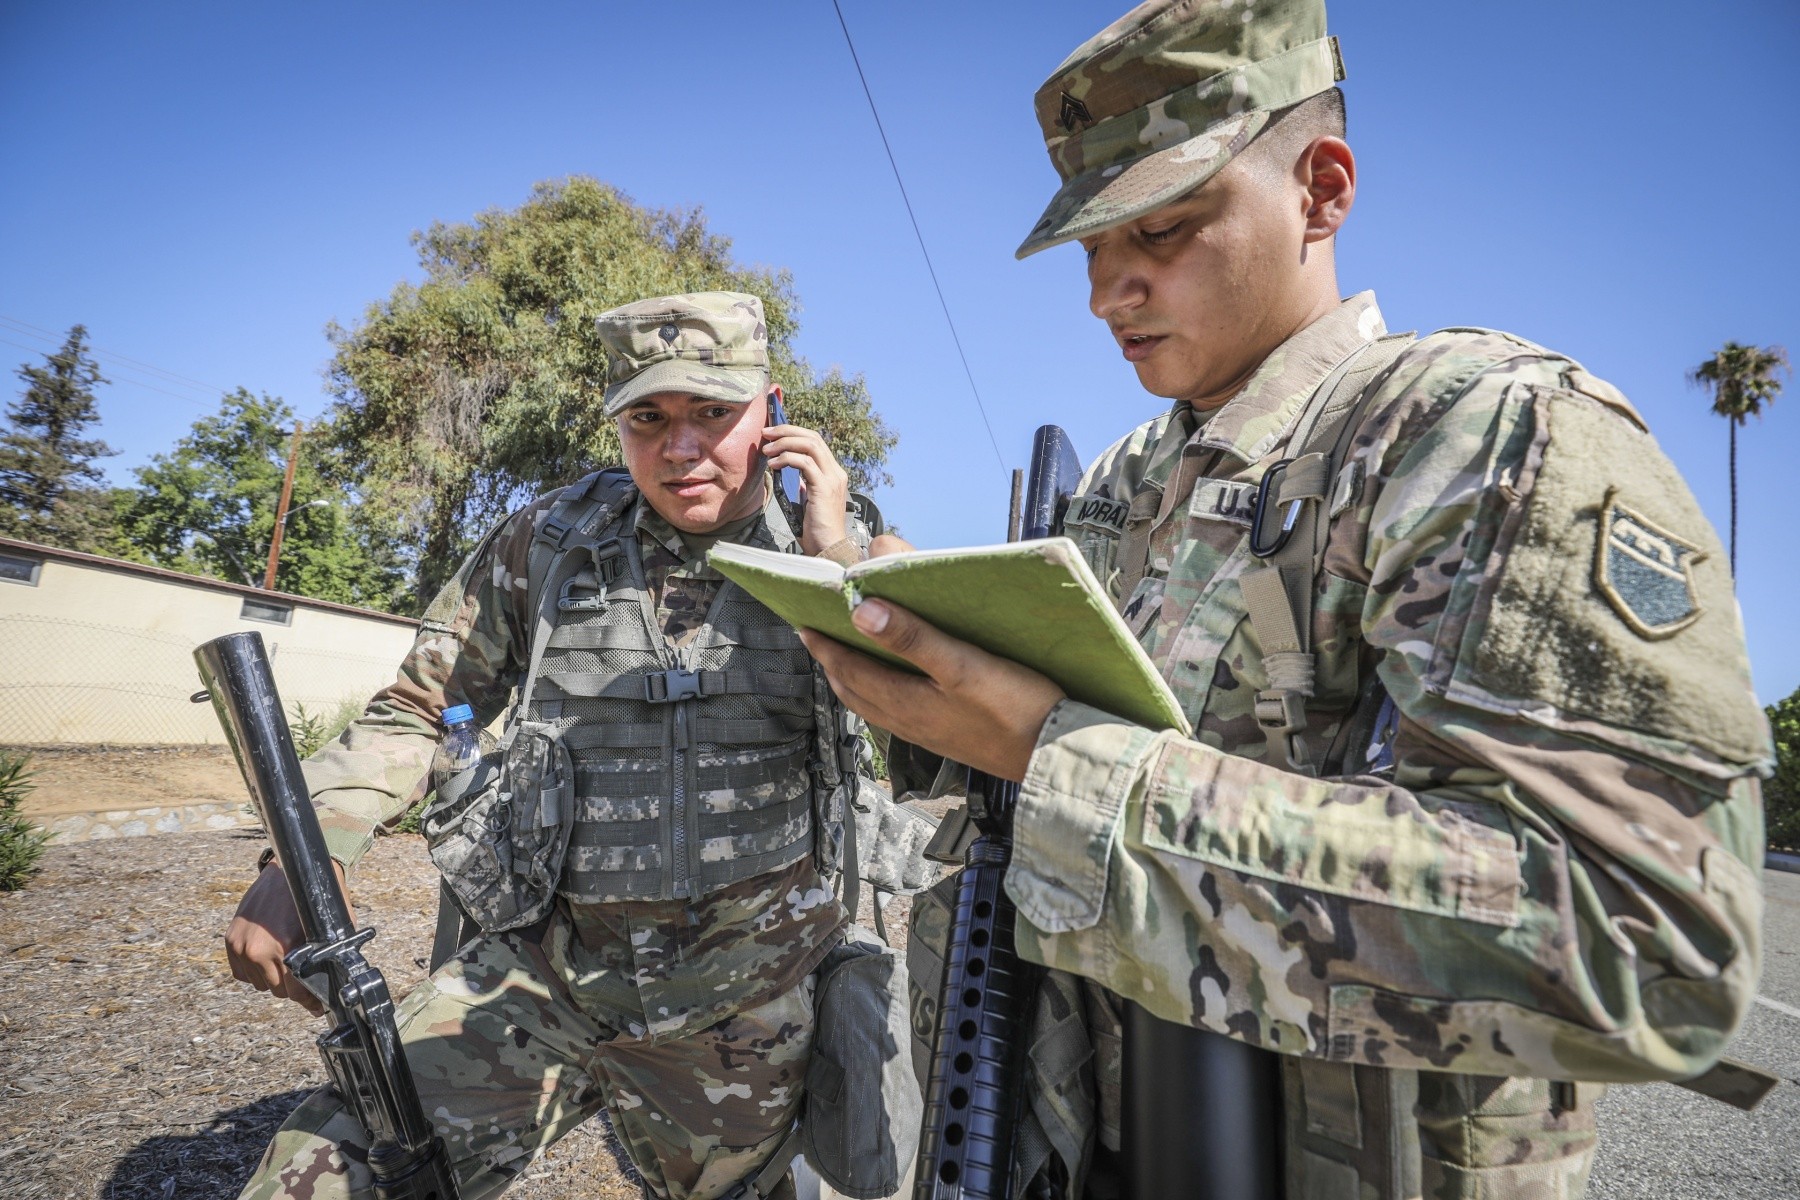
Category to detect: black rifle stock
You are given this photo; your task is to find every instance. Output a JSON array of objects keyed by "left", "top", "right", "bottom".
[
  {"left": 195, "top": 631, "right": 459, "bottom": 1200},
  {"left": 914, "top": 426, "right": 1081, "bottom": 1200}
]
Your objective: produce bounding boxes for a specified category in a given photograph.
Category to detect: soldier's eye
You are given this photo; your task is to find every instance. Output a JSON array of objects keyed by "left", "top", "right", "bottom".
[{"left": 1142, "top": 222, "right": 1182, "bottom": 244}]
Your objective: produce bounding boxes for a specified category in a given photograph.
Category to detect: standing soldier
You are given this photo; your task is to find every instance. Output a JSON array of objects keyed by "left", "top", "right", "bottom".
[
  {"left": 225, "top": 292, "right": 893, "bottom": 1200},
  {"left": 804, "top": 2, "right": 1771, "bottom": 1196}
]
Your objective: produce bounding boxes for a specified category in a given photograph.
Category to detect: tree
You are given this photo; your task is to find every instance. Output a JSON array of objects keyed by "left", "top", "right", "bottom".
[
  {"left": 1765, "top": 685, "right": 1800, "bottom": 853},
  {"left": 115, "top": 390, "right": 409, "bottom": 611},
  {"left": 0, "top": 325, "right": 117, "bottom": 551},
  {"left": 1690, "top": 341, "right": 1788, "bottom": 576},
  {"left": 324, "top": 176, "right": 898, "bottom": 608}
]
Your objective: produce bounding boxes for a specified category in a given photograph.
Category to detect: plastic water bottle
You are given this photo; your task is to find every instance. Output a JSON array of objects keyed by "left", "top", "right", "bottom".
[{"left": 432, "top": 703, "right": 496, "bottom": 799}]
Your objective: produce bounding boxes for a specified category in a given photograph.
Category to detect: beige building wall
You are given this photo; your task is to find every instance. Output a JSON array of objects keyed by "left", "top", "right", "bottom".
[{"left": 0, "top": 539, "right": 417, "bottom": 746}]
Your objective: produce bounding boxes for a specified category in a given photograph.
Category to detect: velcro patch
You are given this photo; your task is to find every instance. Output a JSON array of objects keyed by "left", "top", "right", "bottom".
[
  {"left": 1595, "top": 493, "right": 1705, "bottom": 639},
  {"left": 1187, "top": 479, "right": 1258, "bottom": 526},
  {"left": 1065, "top": 492, "right": 1128, "bottom": 534}
]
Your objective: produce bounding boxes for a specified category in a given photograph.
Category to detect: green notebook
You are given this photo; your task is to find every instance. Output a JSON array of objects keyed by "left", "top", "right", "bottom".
[{"left": 707, "top": 536, "right": 1190, "bottom": 735}]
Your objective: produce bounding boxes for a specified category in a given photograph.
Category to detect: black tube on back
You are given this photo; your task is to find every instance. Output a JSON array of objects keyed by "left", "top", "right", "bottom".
[
  {"left": 195, "top": 631, "right": 354, "bottom": 947},
  {"left": 1124, "top": 1000, "right": 1283, "bottom": 1198}
]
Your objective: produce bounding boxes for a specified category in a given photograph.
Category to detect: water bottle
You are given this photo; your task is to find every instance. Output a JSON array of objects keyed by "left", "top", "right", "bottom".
[{"left": 431, "top": 703, "right": 497, "bottom": 805}]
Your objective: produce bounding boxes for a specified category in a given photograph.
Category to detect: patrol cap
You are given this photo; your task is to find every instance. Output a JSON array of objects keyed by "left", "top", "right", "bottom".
[
  {"left": 596, "top": 291, "right": 772, "bottom": 417},
  {"left": 1016, "top": 0, "right": 1345, "bottom": 259}
]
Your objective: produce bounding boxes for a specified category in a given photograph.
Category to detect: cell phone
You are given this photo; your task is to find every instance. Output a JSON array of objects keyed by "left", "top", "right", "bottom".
[{"left": 767, "top": 393, "right": 803, "bottom": 508}]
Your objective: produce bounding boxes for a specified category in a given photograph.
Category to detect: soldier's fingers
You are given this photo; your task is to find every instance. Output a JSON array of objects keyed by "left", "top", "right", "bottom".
[
  {"left": 225, "top": 919, "right": 283, "bottom": 992},
  {"left": 272, "top": 969, "right": 325, "bottom": 1016},
  {"left": 799, "top": 632, "right": 918, "bottom": 730},
  {"left": 847, "top": 600, "right": 974, "bottom": 691},
  {"left": 869, "top": 533, "right": 915, "bottom": 558}
]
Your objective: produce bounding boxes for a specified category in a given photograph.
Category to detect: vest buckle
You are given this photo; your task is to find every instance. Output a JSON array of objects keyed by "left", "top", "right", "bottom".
[{"left": 645, "top": 669, "right": 704, "bottom": 703}]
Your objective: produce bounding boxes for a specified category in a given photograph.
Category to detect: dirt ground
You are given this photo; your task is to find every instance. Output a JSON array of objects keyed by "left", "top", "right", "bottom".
[
  {"left": 15, "top": 745, "right": 247, "bottom": 815},
  {"left": 0, "top": 744, "right": 920, "bottom": 1200},
  {"left": 0, "top": 827, "right": 648, "bottom": 1200}
]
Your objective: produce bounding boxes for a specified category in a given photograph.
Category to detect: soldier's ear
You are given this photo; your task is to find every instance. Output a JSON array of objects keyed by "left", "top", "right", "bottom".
[{"left": 1300, "top": 137, "right": 1355, "bottom": 243}]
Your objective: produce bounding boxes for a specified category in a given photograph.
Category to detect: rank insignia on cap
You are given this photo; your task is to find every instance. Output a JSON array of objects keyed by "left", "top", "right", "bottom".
[
  {"left": 1058, "top": 91, "right": 1093, "bottom": 132},
  {"left": 1594, "top": 493, "right": 1705, "bottom": 639}
]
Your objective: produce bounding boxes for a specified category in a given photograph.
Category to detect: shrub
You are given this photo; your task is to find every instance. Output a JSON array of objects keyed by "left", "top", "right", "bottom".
[
  {"left": 0, "top": 750, "right": 50, "bottom": 891},
  {"left": 289, "top": 696, "right": 367, "bottom": 759},
  {"left": 396, "top": 794, "right": 428, "bottom": 836},
  {"left": 1765, "top": 687, "right": 1800, "bottom": 853}
]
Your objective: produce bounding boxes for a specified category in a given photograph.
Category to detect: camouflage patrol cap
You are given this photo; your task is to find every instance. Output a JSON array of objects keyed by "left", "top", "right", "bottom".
[
  {"left": 1016, "top": 0, "right": 1345, "bottom": 259},
  {"left": 596, "top": 291, "right": 772, "bottom": 416}
]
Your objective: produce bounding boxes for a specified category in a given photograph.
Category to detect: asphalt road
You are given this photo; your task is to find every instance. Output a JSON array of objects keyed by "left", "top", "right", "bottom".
[{"left": 1588, "top": 866, "right": 1800, "bottom": 1198}]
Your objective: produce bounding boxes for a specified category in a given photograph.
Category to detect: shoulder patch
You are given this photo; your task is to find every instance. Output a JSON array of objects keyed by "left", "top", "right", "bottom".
[
  {"left": 1066, "top": 492, "right": 1129, "bottom": 534},
  {"left": 1595, "top": 492, "right": 1705, "bottom": 639}
]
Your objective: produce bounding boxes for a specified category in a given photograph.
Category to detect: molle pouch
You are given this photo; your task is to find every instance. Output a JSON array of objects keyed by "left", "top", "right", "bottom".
[
  {"left": 502, "top": 720, "right": 576, "bottom": 893},
  {"left": 423, "top": 720, "right": 574, "bottom": 933},
  {"left": 853, "top": 776, "right": 943, "bottom": 897},
  {"left": 421, "top": 749, "right": 515, "bottom": 926},
  {"left": 803, "top": 928, "right": 923, "bottom": 1200}
]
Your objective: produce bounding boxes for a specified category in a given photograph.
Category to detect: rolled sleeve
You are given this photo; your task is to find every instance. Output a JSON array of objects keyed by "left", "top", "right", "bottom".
[{"left": 1009, "top": 699, "right": 1160, "bottom": 934}]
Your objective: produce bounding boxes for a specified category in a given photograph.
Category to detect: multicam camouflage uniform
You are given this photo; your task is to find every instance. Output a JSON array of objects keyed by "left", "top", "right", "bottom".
[
  {"left": 239, "top": 293, "right": 865, "bottom": 1200},
  {"left": 1004, "top": 293, "right": 1769, "bottom": 1198},
  {"left": 988, "top": 4, "right": 1771, "bottom": 1195}
]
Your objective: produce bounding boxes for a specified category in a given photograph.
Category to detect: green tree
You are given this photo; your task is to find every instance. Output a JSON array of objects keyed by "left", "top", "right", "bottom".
[
  {"left": 325, "top": 176, "right": 897, "bottom": 607},
  {"left": 0, "top": 325, "right": 117, "bottom": 551},
  {"left": 115, "top": 390, "right": 409, "bottom": 610},
  {"left": 1765, "top": 685, "right": 1800, "bottom": 854},
  {"left": 1689, "top": 341, "right": 1788, "bottom": 576}
]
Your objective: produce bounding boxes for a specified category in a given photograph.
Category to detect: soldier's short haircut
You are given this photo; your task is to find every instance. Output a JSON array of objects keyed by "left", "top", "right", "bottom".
[{"left": 1241, "top": 87, "right": 1347, "bottom": 181}]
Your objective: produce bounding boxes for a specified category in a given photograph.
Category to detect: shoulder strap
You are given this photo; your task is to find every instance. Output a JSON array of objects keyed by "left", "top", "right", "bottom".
[
  {"left": 514, "top": 468, "right": 637, "bottom": 719},
  {"left": 1241, "top": 333, "right": 1414, "bottom": 774}
]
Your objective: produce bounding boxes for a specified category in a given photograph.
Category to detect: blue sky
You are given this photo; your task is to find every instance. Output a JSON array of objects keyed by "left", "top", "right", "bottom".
[{"left": 2, "top": 1, "right": 1796, "bottom": 701}]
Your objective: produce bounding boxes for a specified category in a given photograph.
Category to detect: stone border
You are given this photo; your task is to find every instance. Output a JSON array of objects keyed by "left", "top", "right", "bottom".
[{"left": 42, "top": 801, "right": 255, "bottom": 843}]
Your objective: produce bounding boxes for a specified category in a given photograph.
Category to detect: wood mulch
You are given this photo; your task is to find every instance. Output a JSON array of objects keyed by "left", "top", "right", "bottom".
[{"left": 0, "top": 828, "right": 647, "bottom": 1200}]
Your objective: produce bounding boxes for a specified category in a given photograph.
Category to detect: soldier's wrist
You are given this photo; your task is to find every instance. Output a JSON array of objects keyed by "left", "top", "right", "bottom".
[{"left": 814, "top": 535, "right": 865, "bottom": 568}]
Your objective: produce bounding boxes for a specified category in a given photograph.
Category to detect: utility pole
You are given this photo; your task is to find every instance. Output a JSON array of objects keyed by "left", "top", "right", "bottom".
[{"left": 263, "top": 421, "right": 303, "bottom": 590}]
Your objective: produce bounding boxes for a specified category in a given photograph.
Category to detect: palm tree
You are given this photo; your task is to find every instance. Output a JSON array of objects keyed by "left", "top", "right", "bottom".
[{"left": 1690, "top": 341, "right": 1788, "bottom": 576}]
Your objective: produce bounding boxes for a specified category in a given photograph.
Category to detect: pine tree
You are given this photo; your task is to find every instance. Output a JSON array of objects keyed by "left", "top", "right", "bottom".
[{"left": 0, "top": 326, "right": 117, "bottom": 551}]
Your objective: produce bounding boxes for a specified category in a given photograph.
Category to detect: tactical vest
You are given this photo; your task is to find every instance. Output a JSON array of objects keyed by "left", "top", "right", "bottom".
[{"left": 426, "top": 469, "right": 862, "bottom": 932}]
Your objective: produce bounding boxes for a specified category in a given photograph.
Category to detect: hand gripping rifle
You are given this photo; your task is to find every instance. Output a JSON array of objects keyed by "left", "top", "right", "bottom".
[
  {"left": 914, "top": 426, "right": 1081, "bottom": 1200},
  {"left": 194, "top": 631, "right": 460, "bottom": 1200}
]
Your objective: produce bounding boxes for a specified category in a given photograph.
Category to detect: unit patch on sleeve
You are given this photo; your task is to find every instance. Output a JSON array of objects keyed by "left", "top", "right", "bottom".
[{"left": 1594, "top": 492, "right": 1705, "bottom": 639}]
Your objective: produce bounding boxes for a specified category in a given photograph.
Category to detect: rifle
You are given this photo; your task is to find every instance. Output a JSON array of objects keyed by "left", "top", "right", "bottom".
[
  {"left": 195, "top": 631, "right": 460, "bottom": 1200},
  {"left": 913, "top": 428, "right": 1283, "bottom": 1199},
  {"left": 914, "top": 426, "right": 1081, "bottom": 1200}
]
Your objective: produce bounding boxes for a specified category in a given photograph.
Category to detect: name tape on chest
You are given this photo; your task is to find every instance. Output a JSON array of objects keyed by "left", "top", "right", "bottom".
[{"left": 1066, "top": 493, "right": 1129, "bottom": 535}]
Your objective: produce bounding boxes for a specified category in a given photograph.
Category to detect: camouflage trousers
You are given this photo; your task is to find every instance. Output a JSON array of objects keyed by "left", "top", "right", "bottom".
[{"left": 237, "top": 911, "right": 813, "bottom": 1200}]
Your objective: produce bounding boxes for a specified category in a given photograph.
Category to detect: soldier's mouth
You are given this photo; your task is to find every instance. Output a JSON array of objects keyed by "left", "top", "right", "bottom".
[
  {"left": 664, "top": 478, "right": 714, "bottom": 498},
  {"left": 1121, "top": 334, "right": 1163, "bottom": 362}
]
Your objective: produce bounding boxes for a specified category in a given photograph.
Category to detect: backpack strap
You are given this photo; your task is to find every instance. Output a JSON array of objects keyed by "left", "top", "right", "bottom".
[{"left": 1241, "top": 333, "right": 1414, "bottom": 775}]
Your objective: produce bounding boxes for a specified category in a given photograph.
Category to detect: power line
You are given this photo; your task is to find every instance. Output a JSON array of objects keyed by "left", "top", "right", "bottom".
[
  {"left": 0, "top": 313, "right": 229, "bottom": 398},
  {"left": 0, "top": 335, "right": 218, "bottom": 408},
  {"left": 829, "top": 0, "right": 1010, "bottom": 478}
]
